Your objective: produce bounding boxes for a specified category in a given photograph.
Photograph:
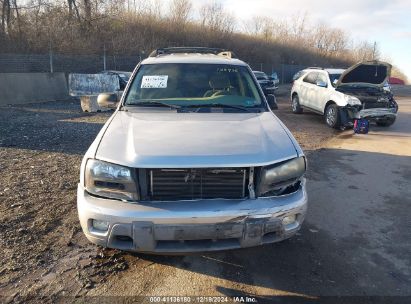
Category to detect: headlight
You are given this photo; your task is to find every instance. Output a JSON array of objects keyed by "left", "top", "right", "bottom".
[
  {"left": 85, "top": 159, "right": 138, "bottom": 201},
  {"left": 257, "top": 157, "right": 306, "bottom": 196},
  {"left": 344, "top": 95, "right": 361, "bottom": 106}
]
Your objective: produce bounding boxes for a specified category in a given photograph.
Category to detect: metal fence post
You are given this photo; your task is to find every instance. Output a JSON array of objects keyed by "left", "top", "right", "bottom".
[
  {"left": 49, "top": 45, "right": 53, "bottom": 73},
  {"left": 103, "top": 45, "right": 107, "bottom": 71}
]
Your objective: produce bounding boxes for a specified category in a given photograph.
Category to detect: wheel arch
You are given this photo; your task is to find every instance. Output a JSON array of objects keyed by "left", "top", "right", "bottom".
[
  {"left": 324, "top": 100, "right": 336, "bottom": 114},
  {"left": 291, "top": 91, "right": 298, "bottom": 102}
]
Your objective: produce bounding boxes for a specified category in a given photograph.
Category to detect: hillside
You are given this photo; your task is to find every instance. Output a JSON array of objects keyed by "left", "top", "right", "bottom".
[{"left": 0, "top": 0, "right": 406, "bottom": 82}]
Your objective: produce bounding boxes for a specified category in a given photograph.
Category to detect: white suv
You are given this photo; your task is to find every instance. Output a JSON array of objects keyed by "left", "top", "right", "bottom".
[{"left": 290, "top": 61, "right": 398, "bottom": 129}]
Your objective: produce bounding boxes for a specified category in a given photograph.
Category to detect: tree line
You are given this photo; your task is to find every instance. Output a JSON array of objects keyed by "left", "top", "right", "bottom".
[{"left": 0, "top": 0, "right": 407, "bottom": 81}]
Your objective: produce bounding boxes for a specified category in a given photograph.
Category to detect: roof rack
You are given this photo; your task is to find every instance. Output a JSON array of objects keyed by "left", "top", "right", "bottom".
[
  {"left": 149, "top": 47, "right": 237, "bottom": 59},
  {"left": 306, "top": 67, "right": 324, "bottom": 70}
]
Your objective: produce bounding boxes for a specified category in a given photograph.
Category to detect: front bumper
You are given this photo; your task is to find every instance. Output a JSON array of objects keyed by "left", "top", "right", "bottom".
[
  {"left": 358, "top": 108, "right": 397, "bottom": 120},
  {"left": 77, "top": 179, "right": 307, "bottom": 253},
  {"left": 262, "top": 86, "right": 277, "bottom": 95},
  {"left": 341, "top": 106, "right": 397, "bottom": 127}
]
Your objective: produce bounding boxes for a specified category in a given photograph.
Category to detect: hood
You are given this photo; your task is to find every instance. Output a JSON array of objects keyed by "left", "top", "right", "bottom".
[
  {"left": 258, "top": 79, "right": 273, "bottom": 87},
  {"left": 95, "top": 111, "right": 298, "bottom": 168},
  {"left": 336, "top": 60, "right": 392, "bottom": 88}
]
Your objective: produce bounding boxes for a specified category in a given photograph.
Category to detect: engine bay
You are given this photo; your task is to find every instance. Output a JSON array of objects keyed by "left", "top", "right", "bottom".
[{"left": 336, "top": 85, "right": 398, "bottom": 127}]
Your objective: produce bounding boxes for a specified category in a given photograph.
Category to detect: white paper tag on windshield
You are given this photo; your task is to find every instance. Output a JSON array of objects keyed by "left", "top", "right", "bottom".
[{"left": 141, "top": 75, "right": 168, "bottom": 88}]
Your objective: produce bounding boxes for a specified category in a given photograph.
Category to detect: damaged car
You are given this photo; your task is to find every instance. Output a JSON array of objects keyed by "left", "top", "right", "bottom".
[
  {"left": 253, "top": 70, "right": 278, "bottom": 95},
  {"left": 77, "top": 47, "right": 307, "bottom": 253},
  {"left": 290, "top": 61, "right": 398, "bottom": 129}
]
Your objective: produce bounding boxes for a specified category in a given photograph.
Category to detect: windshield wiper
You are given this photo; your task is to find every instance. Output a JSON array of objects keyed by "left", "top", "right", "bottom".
[
  {"left": 126, "top": 101, "right": 181, "bottom": 109},
  {"left": 182, "top": 103, "right": 256, "bottom": 113}
]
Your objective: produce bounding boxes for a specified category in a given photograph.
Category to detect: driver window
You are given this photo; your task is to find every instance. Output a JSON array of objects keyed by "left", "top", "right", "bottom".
[{"left": 317, "top": 73, "right": 328, "bottom": 86}]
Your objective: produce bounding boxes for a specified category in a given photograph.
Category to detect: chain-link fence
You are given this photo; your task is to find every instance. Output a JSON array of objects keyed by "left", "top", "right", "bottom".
[
  {"left": 1, "top": 53, "right": 321, "bottom": 83},
  {"left": 0, "top": 53, "right": 142, "bottom": 74},
  {"left": 248, "top": 62, "right": 310, "bottom": 84}
]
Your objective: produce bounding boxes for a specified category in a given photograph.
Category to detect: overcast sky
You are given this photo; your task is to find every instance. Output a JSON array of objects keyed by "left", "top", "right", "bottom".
[{"left": 186, "top": 0, "right": 411, "bottom": 79}]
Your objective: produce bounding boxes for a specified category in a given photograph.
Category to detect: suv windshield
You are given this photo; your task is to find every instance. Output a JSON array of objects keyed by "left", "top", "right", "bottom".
[
  {"left": 125, "top": 64, "right": 263, "bottom": 108},
  {"left": 253, "top": 71, "right": 268, "bottom": 80},
  {"left": 329, "top": 73, "right": 342, "bottom": 87}
]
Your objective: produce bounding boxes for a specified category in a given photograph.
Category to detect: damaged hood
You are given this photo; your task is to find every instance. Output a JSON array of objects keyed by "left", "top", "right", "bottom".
[
  {"left": 95, "top": 110, "right": 298, "bottom": 168},
  {"left": 336, "top": 60, "right": 392, "bottom": 88}
]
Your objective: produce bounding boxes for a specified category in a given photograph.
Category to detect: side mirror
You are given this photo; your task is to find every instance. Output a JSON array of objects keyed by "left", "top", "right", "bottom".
[
  {"left": 97, "top": 93, "right": 119, "bottom": 109},
  {"left": 266, "top": 94, "right": 278, "bottom": 110},
  {"left": 316, "top": 80, "right": 327, "bottom": 88}
]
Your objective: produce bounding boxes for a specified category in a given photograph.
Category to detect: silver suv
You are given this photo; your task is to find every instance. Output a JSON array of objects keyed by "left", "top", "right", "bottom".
[{"left": 77, "top": 47, "right": 307, "bottom": 253}]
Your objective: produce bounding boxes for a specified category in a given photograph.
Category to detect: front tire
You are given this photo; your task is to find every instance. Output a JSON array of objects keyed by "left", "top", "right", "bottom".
[
  {"left": 291, "top": 94, "right": 303, "bottom": 114},
  {"left": 325, "top": 104, "right": 341, "bottom": 129}
]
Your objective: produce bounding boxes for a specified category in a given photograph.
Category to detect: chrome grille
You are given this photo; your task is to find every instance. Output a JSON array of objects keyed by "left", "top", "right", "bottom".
[{"left": 149, "top": 168, "right": 247, "bottom": 201}]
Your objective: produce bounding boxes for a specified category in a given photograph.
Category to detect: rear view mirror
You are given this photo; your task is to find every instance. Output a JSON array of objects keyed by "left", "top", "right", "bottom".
[
  {"left": 316, "top": 80, "right": 327, "bottom": 88},
  {"left": 266, "top": 94, "right": 278, "bottom": 110},
  {"left": 97, "top": 93, "right": 119, "bottom": 109}
]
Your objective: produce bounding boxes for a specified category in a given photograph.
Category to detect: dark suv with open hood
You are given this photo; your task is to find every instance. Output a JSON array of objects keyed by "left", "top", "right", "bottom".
[{"left": 253, "top": 71, "right": 277, "bottom": 96}]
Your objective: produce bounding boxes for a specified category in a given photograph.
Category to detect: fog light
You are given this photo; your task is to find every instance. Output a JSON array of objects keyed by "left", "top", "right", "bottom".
[
  {"left": 282, "top": 215, "right": 297, "bottom": 226},
  {"left": 92, "top": 219, "right": 109, "bottom": 232}
]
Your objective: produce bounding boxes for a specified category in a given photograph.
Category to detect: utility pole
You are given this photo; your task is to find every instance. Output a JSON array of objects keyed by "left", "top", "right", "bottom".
[{"left": 372, "top": 41, "right": 377, "bottom": 60}]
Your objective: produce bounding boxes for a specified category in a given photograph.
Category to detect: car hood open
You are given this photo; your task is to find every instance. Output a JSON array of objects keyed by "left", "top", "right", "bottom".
[
  {"left": 95, "top": 111, "right": 298, "bottom": 168},
  {"left": 336, "top": 60, "right": 392, "bottom": 88}
]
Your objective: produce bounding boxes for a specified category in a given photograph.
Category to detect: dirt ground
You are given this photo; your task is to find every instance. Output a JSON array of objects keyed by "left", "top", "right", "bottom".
[{"left": 0, "top": 87, "right": 409, "bottom": 303}]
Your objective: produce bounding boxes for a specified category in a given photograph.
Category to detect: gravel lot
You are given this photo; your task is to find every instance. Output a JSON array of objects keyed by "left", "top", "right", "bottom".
[
  {"left": 1, "top": 87, "right": 409, "bottom": 303},
  {"left": 0, "top": 94, "right": 335, "bottom": 302},
  {"left": 0, "top": 101, "right": 121, "bottom": 301}
]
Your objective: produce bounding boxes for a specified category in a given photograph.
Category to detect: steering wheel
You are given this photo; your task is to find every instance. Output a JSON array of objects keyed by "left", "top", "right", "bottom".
[{"left": 211, "top": 90, "right": 227, "bottom": 97}]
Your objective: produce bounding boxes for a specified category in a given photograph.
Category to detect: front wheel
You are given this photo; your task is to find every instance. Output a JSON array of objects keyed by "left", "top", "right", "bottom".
[
  {"left": 324, "top": 104, "right": 341, "bottom": 129},
  {"left": 291, "top": 94, "right": 303, "bottom": 114},
  {"left": 266, "top": 94, "right": 278, "bottom": 110}
]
